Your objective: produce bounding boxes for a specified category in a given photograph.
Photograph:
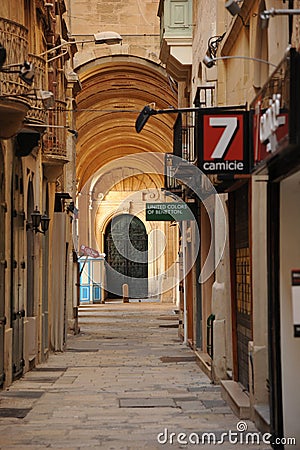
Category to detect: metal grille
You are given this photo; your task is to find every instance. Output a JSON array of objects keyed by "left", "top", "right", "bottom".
[
  {"left": 25, "top": 54, "right": 47, "bottom": 124},
  {"left": 236, "top": 248, "right": 251, "bottom": 316},
  {"left": 164, "top": 112, "right": 196, "bottom": 191},
  {"left": 105, "top": 215, "right": 148, "bottom": 298},
  {"left": 164, "top": 86, "right": 215, "bottom": 192},
  {"left": 234, "top": 183, "right": 252, "bottom": 390},
  {"left": 182, "top": 112, "right": 195, "bottom": 163},
  {"left": 42, "top": 100, "right": 67, "bottom": 158}
]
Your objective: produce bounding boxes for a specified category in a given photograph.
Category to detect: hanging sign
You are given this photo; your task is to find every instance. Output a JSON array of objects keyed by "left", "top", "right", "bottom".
[
  {"left": 80, "top": 244, "right": 100, "bottom": 258},
  {"left": 252, "top": 94, "right": 289, "bottom": 165},
  {"left": 198, "top": 111, "right": 250, "bottom": 174},
  {"left": 250, "top": 50, "right": 295, "bottom": 167},
  {"left": 146, "top": 202, "right": 194, "bottom": 221}
]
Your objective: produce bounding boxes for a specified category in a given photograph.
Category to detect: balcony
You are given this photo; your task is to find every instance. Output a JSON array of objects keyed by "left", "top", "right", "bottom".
[
  {"left": 164, "top": 86, "right": 216, "bottom": 194},
  {"left": 164, "top": 112, "right": 195, "bottom": 193},
  {"left": 158, "top": 0, "right": 193, "bottom": 80},
  {"left": 24, "top": 54, "right": 47, "bottom": 126},
  {"left": 42, "top": 100, "right": 68, "bottom": 174},
  {"left": 0, "top": 17, "right": 31, "bottom": 138}
]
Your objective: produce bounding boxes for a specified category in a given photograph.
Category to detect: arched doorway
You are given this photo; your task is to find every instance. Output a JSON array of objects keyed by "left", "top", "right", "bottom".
[
  {"left": 12, "top": 157, "right": 25, "bottom": 379},
  {"left": 104, "top": 214, "right": 148, "bottom": 299},
  {"left": 27, "top": 180, "right": 35, "bottom": 318}
]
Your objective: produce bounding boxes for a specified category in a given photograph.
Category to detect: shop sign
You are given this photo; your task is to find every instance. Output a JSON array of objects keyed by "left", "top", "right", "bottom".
[
  {"left": 250, "top": 49, "right": 296, "bottom": 167},
  {"left": 253, "top": 93, "right": 289, "bottom": 165},
  {"left": 146, "top": 202, "right": 194, "bottom": 221},
  {"left": 198, "top": 111, "right": 250, "bottom": 174},
  {"left": 80, "top": 244, "right": 100, "bottom": 258}
]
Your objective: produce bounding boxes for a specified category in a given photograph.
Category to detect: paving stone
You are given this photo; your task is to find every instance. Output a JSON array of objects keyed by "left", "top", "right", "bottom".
[
  {"left": 0, "top": 303, "right": 271, "bottom": 449},
  {"left": 0, "top": 390, "right": 44, "bottom": 399},
  {"left": 119, "top": 397, "right": 176, "bottom": 408},
  {"left": 0, "top": 407, "right": 32, "bottom": 418},
  {"left": 201, "top": 399, "right": 228, "bottom": 408}
]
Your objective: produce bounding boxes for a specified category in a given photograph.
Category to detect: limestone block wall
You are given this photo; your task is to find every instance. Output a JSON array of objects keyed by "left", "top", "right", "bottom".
[{"left": 66, "top": 0, "right": 162, "bottom": 68}]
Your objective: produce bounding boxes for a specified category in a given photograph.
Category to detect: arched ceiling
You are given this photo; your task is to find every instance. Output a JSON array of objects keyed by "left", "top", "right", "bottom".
[
  {"left": 93, "top": 171, "right": 163, "bottom": 196},
  {"left": 75, "top": 56, "right": 178, "bottom": 192}
]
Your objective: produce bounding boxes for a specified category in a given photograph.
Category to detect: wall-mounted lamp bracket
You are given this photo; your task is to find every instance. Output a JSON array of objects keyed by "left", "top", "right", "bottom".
[
  {"left": 0, "top": 59, "right": 35, "bottom": 85},
  {"left": 39, "top": 31, "right": 123, "bottom": 62},
  {"left": 135, "top": 104, "right": 247, "bottom": 133},
  {"left": 207, "top": 33, "right": 226, "bottom": 60},
  {"left": 260, "top": 8, "right": 300, "bottom": 20},
  {"left": 27, "top": 206, "right": 50, "bottom": 234},
  {"left": 202, "top": 55, "right": 277, "bottom": 69}
]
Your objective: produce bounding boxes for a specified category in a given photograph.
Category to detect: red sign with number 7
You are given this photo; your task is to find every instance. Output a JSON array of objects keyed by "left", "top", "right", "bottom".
[{"left": 199, "top": 110, "right": 250, "bottom": 174}]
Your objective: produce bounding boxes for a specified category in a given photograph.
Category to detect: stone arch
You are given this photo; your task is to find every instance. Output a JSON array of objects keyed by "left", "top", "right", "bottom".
[{"left": 75, "top": 55, "right": 178, "bottom": 191}]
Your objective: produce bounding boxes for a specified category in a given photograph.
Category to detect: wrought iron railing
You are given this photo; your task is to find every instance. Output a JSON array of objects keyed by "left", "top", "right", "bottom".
[
  {"left": 0, "top": 17, "right": 30, "bottom": 97},
  {"left": 195, "top": 85, "right": 215, "bottom": 109},
  {"left": 164, "top": 86, "right": 216, "bottom": 191},
  {"left": 164, "top": 153, "right": 181, "bottom": 191},
  {"left": 24, "top": 54, "right": 47, "bottom": 124},
  {"left": 42, "top": 100, "right": 67, "bottom": 159},
  {"left": 181, "top": 112, "right": 196, "bottom": 163}
]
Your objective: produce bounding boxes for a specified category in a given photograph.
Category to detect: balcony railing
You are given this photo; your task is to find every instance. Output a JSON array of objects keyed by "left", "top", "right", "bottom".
[
  {"left": 164, "top": 86, "right": 216, "bottom": 191},
  {"left": 24, "top": 54, "right": 47, "bottom": 125},
  {"left": 42, "top": 100, "right": 67, "bottom": 160},
  {"left": 0, "top": 17, "right": 30, "bottom": 97}
]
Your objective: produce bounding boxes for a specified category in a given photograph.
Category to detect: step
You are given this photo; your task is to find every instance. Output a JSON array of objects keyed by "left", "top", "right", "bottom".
[{"left": 220, "top": 380, "right": 250, "bottom": 419}]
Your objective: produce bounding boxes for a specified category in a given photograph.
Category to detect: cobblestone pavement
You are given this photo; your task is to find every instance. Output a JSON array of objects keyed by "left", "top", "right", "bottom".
[{"left": 0, "top": 302, "right": 271, "bottom": 449}]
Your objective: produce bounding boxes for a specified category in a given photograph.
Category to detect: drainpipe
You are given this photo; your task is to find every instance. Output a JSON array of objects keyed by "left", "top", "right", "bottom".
[
  {"left": 206, "top": 313, "right": 215, "bottom": 358},
  {"left": 88, "top": 190, "right": 93, "bottom": 247},
  {"left": 10, "top": 159, "right": 14, "bottom": 329},
  {"left": 182, "top": 220, "right": 188, "bottom": 345},
  {"left": 195, "top": 198, "right": 202, "bottom": 349}
]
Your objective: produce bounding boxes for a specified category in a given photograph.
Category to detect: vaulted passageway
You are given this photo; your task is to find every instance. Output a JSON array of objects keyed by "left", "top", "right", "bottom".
[
  {"left": 75, "top": 56, "right": 178, "bottom": 191},
  {"left": 75, "top": 56, "right": 180, "bottom": 302}
]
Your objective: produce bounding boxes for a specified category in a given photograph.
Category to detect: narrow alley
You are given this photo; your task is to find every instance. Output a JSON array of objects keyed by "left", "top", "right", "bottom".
[{"left": 0, "top": 302, "right": 270, "bottom": 450}]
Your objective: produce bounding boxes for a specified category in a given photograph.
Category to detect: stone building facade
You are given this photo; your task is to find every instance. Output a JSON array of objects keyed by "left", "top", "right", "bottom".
[{"left": 0, "top": 0, "right": 78, "bottom": 386}]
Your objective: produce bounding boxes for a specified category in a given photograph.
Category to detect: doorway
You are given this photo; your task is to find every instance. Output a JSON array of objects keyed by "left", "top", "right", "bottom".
[
  {"left": 104, "top": 214, "right": 148, "bottom": 298},
  {"left": 0, "top": 147, "right": 5, "bottom": 386},
  {"left": 230, "top": 182, "right": 253, "bottom": 391},
  {"left": 12, "top": 158, "right": 25, "bottom": 379}
]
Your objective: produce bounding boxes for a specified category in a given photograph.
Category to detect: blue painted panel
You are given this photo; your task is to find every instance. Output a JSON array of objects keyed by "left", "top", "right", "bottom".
[
  {"left": 93, "top": 285, "right": 101, "bottom": 301},
  {"left": 80, "top": 286, "right": 90, "bottom": 303}
]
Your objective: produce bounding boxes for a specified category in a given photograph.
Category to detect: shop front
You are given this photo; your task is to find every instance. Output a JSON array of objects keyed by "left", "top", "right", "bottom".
[{"left": 251, "top": 47, "right": 300, "bottom": 447}]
